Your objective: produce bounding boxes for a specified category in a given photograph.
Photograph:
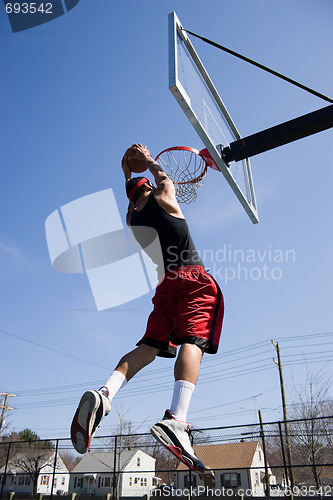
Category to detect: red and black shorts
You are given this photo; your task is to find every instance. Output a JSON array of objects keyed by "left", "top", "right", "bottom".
[{"left": 137, "top": 266, "right": 224, "bottom": 358}]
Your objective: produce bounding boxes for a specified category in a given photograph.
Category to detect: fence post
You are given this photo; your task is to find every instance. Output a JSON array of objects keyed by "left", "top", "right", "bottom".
[
  {"left": 278, "top": 421, "right": 290, "bottom": 491},
  {"left": 0, "top": 441, "right": 12, "bottom": 500},
  {"left": 112, "top": 435, "right": 117, "bottom": 500},
  {"left": 189, "top": 468, "right": 192, "bottom": 500},
  {"left": 50, "top": 439, "right": 59, "bottom": 500},
  {"left": 258, "top": 411, "right": 270, "bottom": 497}
]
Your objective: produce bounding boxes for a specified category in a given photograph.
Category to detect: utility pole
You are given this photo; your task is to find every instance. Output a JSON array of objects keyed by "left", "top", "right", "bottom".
[
  {"left": 0, "top": 393, "right": 16, "bottom": 433},
  {"left": 271, "top": 341, "right": 295, "bottom": 489}
]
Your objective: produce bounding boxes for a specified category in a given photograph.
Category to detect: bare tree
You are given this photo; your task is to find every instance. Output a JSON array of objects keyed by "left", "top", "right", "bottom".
[
  {"left": 144, "top": 436, "right": 179, "bottom": 485},
  {"left": 288, "top": 369, "right": 333, "bottom": 488},
  {"left": 1, "top": 430, "right": 53, "bottom": 468},
  {"left": 265, "top": 426, "right": 289, "bottom": 485},
  {"left": 59, "top": 450, "right": 81, "bottom": 472},
  {"left": 1, "top": 429, "right": 55, "bottom": 494},
  {"left": 10, "top": 449, "right": 55, "bottom": 495},
  {"left": 113, "top": 407, "right": 143, "bottom": 453}
]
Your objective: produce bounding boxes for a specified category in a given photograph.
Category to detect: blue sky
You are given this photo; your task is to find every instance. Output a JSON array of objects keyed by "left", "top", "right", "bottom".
[{"left": 1, "top": 0, "right": 332, "bottom": 442}]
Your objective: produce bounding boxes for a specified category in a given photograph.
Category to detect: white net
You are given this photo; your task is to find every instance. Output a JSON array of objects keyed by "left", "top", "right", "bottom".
[{"left": 156, "top": 148, "right": 207, "bottom": 203}]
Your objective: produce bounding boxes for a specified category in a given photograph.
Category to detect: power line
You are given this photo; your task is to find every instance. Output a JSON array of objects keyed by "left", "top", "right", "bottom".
[
  {"left": 2, "top": 327, "right": 332, "bottom": 379},
  {"left": 4, "top": 330, "right": 333, "bottom": 416},
  {"left": 9, "top": 336, "right": 333, "bottom": 400},
  {"left": 0, "top": 329, "right": 111, "bottom": 370},
  {"left": 5, "top": 331, "right": 333, "bottom": 440},
  {"left": 12, "top": 355, "right": 332, "bottom": 410}
]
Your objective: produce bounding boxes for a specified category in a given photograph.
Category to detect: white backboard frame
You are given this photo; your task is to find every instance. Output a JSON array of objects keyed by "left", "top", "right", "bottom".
[{"left": 169, "top": 11, "right": 259, "bottom": 224}]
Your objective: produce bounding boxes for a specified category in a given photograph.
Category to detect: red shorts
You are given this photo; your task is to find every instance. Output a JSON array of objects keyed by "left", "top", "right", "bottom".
[{"left": 137, "top": 266, "right": 224, "bottom": 358}]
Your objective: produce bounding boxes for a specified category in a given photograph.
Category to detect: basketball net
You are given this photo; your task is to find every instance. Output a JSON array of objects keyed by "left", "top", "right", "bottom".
[{"left": 155, "top": 147, "right": 217, "bottom": 203}]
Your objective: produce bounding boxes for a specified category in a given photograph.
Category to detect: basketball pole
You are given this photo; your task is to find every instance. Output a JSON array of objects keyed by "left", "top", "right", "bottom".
[{"left": 221, "top": 104, "right": 333, "bottom": 163}]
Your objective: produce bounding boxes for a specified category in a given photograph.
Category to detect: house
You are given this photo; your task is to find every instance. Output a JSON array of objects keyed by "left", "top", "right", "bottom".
[
  {"left": 174, "top": 441, "right": 276, "bottom": 497},
  {"left": 0, "top": 451, "right": 69, "bottom": 495},
  {"left": 69, "top": 449, "right": 159, "bottom": 497}
]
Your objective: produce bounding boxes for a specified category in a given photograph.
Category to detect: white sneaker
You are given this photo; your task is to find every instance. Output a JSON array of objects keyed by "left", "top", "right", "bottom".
[
  {"left": 70, "top": 389, "right": 111, "bottom": 454},
  {"left": 151, "top": 409, "right": 208, "bottom": 473}
]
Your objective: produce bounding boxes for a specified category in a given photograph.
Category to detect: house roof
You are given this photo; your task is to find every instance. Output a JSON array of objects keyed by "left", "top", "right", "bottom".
[
  {"left": 176, "top": 441, "right": 260, "bottom": 471},
  {"left": 71, "top": 449, "right": 153, "bottom": 474}
]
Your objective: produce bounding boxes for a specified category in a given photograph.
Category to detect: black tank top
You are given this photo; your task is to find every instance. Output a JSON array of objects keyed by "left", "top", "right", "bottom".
[{"left": 130, "top": 195, "right": 203, "bottom": 273}]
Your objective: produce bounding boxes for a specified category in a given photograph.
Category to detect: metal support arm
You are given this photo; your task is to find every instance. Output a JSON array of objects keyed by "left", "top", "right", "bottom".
[{"left": 222, "top": 104, "right": 333, "bottom": 163}]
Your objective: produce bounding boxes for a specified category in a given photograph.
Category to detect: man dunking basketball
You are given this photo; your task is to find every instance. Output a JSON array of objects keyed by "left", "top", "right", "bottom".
[{"left": 71, "top": 144, "right": 224, "bottom": 473}]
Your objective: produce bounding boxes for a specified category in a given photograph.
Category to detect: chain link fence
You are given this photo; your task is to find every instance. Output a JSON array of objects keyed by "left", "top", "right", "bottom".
[{"left": 0, "top": 416, "right": 332, "bottom": 499}]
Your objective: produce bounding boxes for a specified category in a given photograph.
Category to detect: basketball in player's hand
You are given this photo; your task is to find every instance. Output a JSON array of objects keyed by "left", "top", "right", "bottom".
[{"left": 124, "top": 147, "right": 148, "bottom": 173}]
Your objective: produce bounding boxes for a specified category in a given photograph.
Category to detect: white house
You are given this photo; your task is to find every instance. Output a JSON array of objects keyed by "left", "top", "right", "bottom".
[
  {"left": 0, "top": 451, "right": 69, "bottom": 495},
  {"left": 174, "top": 441, "right": 276, "bottom": 497},
  {"left": 70, "top": 449, "right": 159, "bottom": 497}
]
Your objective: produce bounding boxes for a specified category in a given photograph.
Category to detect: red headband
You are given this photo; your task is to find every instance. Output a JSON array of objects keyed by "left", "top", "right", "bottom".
[{"left": 127, "top": 178, "right": 150, "bottom": 201}]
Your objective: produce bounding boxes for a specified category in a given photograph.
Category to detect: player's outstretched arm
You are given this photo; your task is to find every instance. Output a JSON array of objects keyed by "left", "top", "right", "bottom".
[{"left": 121, "top": 156, "right": 132, "bottom": 186}]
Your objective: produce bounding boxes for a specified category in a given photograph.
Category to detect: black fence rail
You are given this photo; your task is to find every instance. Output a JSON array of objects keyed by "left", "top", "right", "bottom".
[{"left": 0, "top": 416, "right": 332, "bottom": 499}]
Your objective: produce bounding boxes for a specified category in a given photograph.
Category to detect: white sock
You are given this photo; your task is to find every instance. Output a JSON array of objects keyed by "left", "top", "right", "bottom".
[
  {"left": 102, "top": 370, "right": 127, "bottom": 401},
  {"left": 169, "top": 380, "right": 195, "bottom": 422}
]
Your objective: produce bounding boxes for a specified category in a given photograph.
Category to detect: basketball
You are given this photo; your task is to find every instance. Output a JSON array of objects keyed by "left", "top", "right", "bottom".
[{"left": 125, "top": 147, "right": 148, "bottom": 173}]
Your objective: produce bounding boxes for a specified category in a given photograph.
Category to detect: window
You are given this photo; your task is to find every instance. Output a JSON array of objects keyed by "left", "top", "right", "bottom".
[
  {"left": 184, "top": 474, "right": 197, "bottom": 488},
  {"left": 137, "top": 457, "right": 141, "bottom": 467},
  {"left": 221, "top": 473, "right": 240, "bottom": 487},
  {"left": 152, "top": 478, "right": 158, "bottom": 486},
  {"left": 61, "top": 476, "right": 65, "bottom": 485},
  {"left": 99, "top": 476, "right": 112, "bottom": 488},
  {"left": 254, "top": 472, "right": 260, "bottom": 486},
  {"left": 141, "top": 478, "right": 144, "bottom": 487},
  {"left": 74, "top": 477, "right": 83, "bottom": 488},
  {"left": 25, "top": 476, "right": 31, "bottom": 485},
  {"left": 40, "top": 475, "right": 49, "bottom": 486},
  {"left": 19, "top": 476, "right": 25, "bottom": 485},
  {"left": 129, "top": 477, "right": 132, "bottom": 487}
]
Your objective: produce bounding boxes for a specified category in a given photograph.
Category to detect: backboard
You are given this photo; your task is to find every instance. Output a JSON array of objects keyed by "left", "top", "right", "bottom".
[{"left": 168, "top": 12, "right": 259, "bottom": 224}]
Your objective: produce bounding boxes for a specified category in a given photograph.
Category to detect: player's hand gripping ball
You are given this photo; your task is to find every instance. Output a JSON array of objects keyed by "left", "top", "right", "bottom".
[{"left": 124, "top": 145, "right": 149, "bottom": 173}]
